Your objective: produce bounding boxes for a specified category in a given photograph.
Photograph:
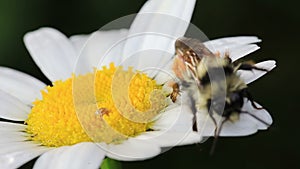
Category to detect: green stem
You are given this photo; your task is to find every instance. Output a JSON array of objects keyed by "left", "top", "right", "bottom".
[{"left": 100, "top": 158, "right": 122, "bottom": 169}]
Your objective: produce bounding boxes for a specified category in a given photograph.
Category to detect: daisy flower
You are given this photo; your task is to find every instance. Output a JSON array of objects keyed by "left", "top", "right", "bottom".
[
  {"left": 0, "top": 0, "right": 276, "bottom": 168},
  {"left": 0, "top": 0, "right": 201, "bottom": 168}
]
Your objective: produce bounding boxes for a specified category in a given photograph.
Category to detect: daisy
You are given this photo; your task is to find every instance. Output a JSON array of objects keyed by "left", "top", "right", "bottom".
[
  {"left": 0, "top": 0, "right": 276, "bottom": 168},
  {"left": 0, "top": 0, "right": 201, "bottom": 168}
]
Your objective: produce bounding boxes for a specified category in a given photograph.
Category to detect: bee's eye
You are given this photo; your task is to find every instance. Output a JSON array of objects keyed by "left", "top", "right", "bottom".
[
  {"left": 228, "top": 91, "right": 244, "bottom": 108},
  {"left": 229, "top": 92, "right": 240, "bottom": 102}
]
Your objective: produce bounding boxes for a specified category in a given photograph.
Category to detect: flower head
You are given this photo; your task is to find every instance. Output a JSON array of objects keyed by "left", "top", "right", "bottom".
[{"left": 0, "top": 0, "right": 200, "bottom": 168}]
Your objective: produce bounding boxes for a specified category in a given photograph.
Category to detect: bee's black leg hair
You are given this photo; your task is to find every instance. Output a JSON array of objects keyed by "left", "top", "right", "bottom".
[
  {"left": 240, "top": 111, "right": 270, "bottom": 126},
  {"left": 238, "top": 63, "right": 268, "bottom": 72}
]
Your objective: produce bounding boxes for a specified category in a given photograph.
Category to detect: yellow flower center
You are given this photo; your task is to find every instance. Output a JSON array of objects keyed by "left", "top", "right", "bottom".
[{"left": 26, "top": 63, "right": 167, "bottom": 147}]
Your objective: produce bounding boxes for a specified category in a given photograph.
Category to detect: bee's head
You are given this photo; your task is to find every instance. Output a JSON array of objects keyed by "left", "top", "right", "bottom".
[{"left": 224, "top": 90, "right": 246, "bottom": 121}]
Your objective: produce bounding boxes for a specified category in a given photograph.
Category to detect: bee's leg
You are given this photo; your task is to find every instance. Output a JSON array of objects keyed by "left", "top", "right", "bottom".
[
  {"left": 189, "top": 96, "right": 198, "bottom": 132},
  {"left": 241, "top": 111, "right": 271, "bottom": 126},
  {"left": 243, "top": 90, "right": 264, "bottom": 110},
  {"left": 192, "top": 115, "right": 198, "bottom": 132},
  {"left": 238, "top": 63, "right": 268, "bottom": 72},
  {"left": 210, "top": 118, "right": 227, "bottom": 155},
  {"left": 208, "top": 112, "right": 218, "bottom": 131},
  {"left": 206, "top": 99, "right": 218, "bottom": 133}
]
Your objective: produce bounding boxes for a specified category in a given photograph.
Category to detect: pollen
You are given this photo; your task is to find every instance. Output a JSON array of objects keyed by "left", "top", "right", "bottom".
[{"left": 25, "top": 63, "right": 167, "bottom": 147}]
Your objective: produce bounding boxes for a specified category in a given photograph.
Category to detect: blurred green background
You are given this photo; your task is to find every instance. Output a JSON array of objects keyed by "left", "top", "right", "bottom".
[{"left": 0, "top": 0, "right": 298, "bottom": 168}]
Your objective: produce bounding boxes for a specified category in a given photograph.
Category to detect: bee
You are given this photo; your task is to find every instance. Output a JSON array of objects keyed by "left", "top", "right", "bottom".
[{"left": 172, "top": 37, "right": 271, "bottom": 153}]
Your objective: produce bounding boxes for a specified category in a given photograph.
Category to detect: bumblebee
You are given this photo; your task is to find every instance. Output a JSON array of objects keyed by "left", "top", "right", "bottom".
[{"left": 172, "top": 37, "right": 270, "bottom": 136}]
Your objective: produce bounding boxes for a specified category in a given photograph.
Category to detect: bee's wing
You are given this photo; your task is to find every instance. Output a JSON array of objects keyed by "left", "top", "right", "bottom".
[{"left": 176, "top": 37, "right": 215, "bottom": 59}]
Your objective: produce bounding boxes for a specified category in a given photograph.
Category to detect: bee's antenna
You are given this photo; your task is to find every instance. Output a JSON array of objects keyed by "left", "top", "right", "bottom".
[
  {"left": 237, "top": 63, "right": 269, "bottom": 72},
  {"left": 210, "top": 119, "right": 227, "bottom": 155},
  {"left": 240, "top": 111, "right": 271, "bottom": 127},
  {"left": 208, "top": 112, "right": 218, "bottom": 130}
]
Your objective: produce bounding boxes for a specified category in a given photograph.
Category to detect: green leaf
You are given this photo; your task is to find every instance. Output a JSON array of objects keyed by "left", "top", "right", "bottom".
[{"left": 100, "top": 158, "right": 122, "bottom": 169}]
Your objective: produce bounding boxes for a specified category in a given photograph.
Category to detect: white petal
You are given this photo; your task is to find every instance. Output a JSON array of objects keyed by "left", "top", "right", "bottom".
[
  {"left": 0, "top": 121, "right": 26, "bottom": 131},
  {"left": 0, "top": 67, "right": 45, "bottom": 105},
  {"left": 139, "top": 0, "right": 196, "bottom": 22},
  {"left": 178, "top": 131, "right": 202, "bottom": 145},
  {"left": 69, "top": 34, "right": 89, "bottom": 54},
  {"left": 33, "top": 143, "right": 105, "bottom": 169},
  {"left": 0, "top": 90, "right": 31, "bottom": 121},
  {"left": 24, "top": 27, "right": 77, "bottom": 82},
  {"left": 104, "top": 139, "right": 161, "bottom": 161},
  {"left": 204, "top": 36, "right": 261, "bottom": 61},
  {"left": 0, "top": 142, "right": 48, "bottom": 169},
  {"left": 219, "top": 100, "right": 272, "bottom": 136},
  {"left": 196, "top": 109, "right": 218, "bottom": 137},
  {"left": 142, "top": 102, "right": 202, "bottom": 147},
  {"left": 239, "top": 60, "right": 276, "bottom": 84},
  {"left": 152, "top": 105, "right": 194, "bottom": 132},
  {"left": 152, "top": 66, "right": 174, "bottom": 84},
  {"left": 205, "top": 36, "right": 261, "bottom": 49},
  {"left": 197, "top": 100, "right": 272, "bottom": 137},
  {"left": 218, "top": 120, "right": 258, "bottom": 136},
  {"left": 196, "top": 110, "right": 257, "bottom": 137},
  {"left": 0, "top": 142, "right": 41, "bottom": 154},
  {"left": 242, "top": 100, "right": 273, "bottom": 129},
  {"left": 123, "top": 0, "right": 196, "bottom": 66},
  {"left": 70, "top": 29, "right": 128, "bottom": 74},
  {"left": 229, "top": 44, "right": 260, "bottom": 61},
  {"left": 135, "top": 131, "right": 201, "bottom": 147},
  {"left": 34, "top": 142, "right": 105, "bottom": 169},
  {"left": 0, "top": 131, "right": 28, "bottom": 143},
  {"left": 0, "top": 122, "right": 27, "bottom": 143}
]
